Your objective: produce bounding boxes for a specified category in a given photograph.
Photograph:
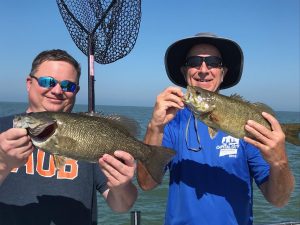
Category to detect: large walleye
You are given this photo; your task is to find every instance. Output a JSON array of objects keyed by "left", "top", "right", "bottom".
[
  {"left": 184, "top": 85, "right": 300, "bottom": 146},
  {"left": 13, "top": 112, "right": 176, "bottom": 184}
]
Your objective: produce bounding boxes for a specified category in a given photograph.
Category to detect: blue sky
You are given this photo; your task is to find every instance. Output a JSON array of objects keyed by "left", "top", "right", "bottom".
[{"left": 0, "top": 0, "right": 299, "bottom": 111}]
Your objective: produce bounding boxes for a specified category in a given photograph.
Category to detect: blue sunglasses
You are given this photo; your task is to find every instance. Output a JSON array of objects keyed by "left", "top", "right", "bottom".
[{"left": 30, "top": 75, "right": 78, "bottom": 92}]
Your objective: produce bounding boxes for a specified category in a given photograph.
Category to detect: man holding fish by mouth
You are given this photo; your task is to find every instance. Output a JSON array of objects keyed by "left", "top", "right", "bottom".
[
  {"left": 0, "top": 49, "right": 137, "bottom": 225},
  {"left": 137, "top": 33, "right": 295, "bottom": 225}
]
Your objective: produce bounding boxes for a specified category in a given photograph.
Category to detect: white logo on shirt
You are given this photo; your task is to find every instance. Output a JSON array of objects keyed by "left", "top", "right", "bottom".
[{"left": 216, "top": 136, "right": 240, "bottom": 157}]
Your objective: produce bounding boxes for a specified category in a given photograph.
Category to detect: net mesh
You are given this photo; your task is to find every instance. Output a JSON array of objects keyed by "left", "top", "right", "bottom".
[{"left": 57, "top": 0, "right": 141, "bottom": 64}]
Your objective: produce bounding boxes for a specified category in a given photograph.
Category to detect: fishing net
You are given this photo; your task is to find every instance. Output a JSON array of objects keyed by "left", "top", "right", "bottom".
[
  {"left": 56, "top": 0, "right": 142, "bottom": 112},
  {"left": 57, "top": 0, "right": 141, "bottom": 64}
]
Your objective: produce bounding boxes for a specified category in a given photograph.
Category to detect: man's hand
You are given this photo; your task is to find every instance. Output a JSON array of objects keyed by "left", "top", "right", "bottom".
[
  {"left": 244, "top": 112, "right": 294, "bottom": 207},
  {"left": 99, "top": 150, "right": 136, "bottom": 189},
  {"left": 244, "top": 112, "right": 287, "bottom": 165},
  {"left": 0, "top": 128, "right": 34, "bottom": 185},
  {"left": 99, "top": 150, "right": 137, "bottom": 212}
]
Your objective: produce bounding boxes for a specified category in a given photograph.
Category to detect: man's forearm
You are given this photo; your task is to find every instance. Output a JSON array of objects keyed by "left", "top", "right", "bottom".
[
  {"left": 106, "top": 182, "right": 138, "bottom": 213},
  {"left": 260, "top": 163, "right": 295, "bottom": 207},
  {"left": 144, "top": 122, "right": 164, "bottom": 145}
]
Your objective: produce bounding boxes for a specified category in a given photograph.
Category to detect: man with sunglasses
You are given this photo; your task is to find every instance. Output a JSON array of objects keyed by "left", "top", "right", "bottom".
[
  {"left": 0, "top": 49, "right": 137, "bottom": 225},
  {"left": 137, "top": 33, "right": 294, "bottom": 225}
]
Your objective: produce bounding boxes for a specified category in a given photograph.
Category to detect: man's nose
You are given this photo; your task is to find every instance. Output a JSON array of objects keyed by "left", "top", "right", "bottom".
[
  {"left": 197, "top": 62, "right": 209, "bottom": 72},
  {"left": 51, "top": 83, "right": 64, "bottom": 94}
]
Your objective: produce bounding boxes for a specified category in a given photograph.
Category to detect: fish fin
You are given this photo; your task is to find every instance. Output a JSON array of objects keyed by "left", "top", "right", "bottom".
[
  {"left": 230, "top": 95, "right": 275, "bottom": 116},
  {"left": 252, "top": 103, "right": 275, "bottom": 116},
  {"left": 76, "top": 111, "right": 141, "bottom": 138},
  {"left": 281, "top": 123, "right": 300, "bottom": 146},
  {"left": 76, "top": 111, "right": 105, "bottom": 117},
  {"left": 208, "top": 127, "right": 218, "bottom": 138},
  {"left": 102, "top": 115, "right": 141, "bottom": 138},
  {"left": 53, "top": 155, "right": 66, "bottom": 170},
  {"left": 230, "top": 94, "right": 247, "bottom": 102},
  {"left": 107, "top": 115, "right": 141, "bottom": 137},
  {"left": 229, "top": 95, "right": 275, "bottom": 116},
  {"left": 138, "top": 145, "right": 176, "bottom": 186},
  {"left": 231, "top": 94, "right": 266, "bottom": 108}
]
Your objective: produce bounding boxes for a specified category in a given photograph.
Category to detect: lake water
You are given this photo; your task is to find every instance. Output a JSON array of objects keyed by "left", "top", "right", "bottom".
[{"left": 0, "top": 102, "right": 299, "bottom": 225}]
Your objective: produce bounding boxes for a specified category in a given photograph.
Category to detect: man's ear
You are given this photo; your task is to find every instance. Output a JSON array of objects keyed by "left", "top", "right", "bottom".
[
  {"left": 26, "top": 76, "right": 32, "bottom": 91},
  {"left": 221, "top": 67, "right": 228, "bottom": 82},
  {"left": 74, "top": 85, "right": 80, "bottom": 94}
]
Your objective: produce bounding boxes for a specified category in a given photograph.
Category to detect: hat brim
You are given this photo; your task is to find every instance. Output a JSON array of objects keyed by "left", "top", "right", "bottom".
[{"left": 164, "top": 34, "right": 244, "bottom": 89}]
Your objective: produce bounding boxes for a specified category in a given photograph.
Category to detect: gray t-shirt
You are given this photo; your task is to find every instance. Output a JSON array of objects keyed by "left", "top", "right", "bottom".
[{"left": 0, "top": 115, "right": 108, "bottom": 225}]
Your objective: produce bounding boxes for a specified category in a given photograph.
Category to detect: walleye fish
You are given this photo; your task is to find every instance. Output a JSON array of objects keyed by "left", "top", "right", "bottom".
[
  {"left": 183, "top": 85, "right": 300, "bottom": 146},
  {"left": 13, "top": 111, "right": 176, "bottom": 184}
]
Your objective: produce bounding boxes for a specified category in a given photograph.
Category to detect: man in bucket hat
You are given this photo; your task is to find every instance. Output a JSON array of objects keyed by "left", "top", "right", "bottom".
[{"left": 137, "top": 33, "right": 294, "bottom": 225}]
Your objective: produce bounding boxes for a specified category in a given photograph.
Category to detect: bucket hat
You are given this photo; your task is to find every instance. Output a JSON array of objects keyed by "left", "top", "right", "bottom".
[{"left": 164, "top": 32, "right": 244, "bottom": 89}]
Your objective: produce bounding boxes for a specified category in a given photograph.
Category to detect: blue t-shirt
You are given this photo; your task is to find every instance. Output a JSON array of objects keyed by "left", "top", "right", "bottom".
[
  {"left": 162, "top": 108, "right": 269, "bottom": 225},
  {"left": 0, "top": 115, "right": 108, "bottom": 225}
]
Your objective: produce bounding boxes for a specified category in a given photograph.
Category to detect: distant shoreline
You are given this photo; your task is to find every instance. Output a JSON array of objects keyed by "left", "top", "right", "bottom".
[
  {"left": 0, "top": 101, "right": 298, "bottom": 113},
  {"left": 0, "top": 101, "right": 152, "bottom": 110}
]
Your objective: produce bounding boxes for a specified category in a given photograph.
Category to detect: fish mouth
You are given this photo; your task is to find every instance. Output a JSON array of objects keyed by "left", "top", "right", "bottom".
[
  {"left": 28, "top": 123, "right": 57, "bottom": 142},
  {"left": 183, "top": 88, "right": 194, "bottom": 104},
  {"left": 183, "top": 86, "right": 215, "bottom": 113}
]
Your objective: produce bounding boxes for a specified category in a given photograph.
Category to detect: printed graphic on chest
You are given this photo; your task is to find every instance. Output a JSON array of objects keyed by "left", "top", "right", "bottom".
[
  {"left": 216, "top": 136, "right": 240, "bottom": 157},
  {"left": 11, "top": 149, "right": 79, "bottom": 180}
]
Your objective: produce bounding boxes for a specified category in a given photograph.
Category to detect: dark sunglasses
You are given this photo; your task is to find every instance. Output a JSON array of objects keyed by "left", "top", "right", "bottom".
[
  {"left": 185, "top": 56, "right": 223, "bottom": 69},
  {"left": 30, "top": 75, "right": 78, "bottom": 92}
]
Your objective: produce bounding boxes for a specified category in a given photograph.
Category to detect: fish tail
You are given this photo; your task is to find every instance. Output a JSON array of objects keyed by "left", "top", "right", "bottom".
[
  {"left": 282, "top": 123, "right": 300, "bottom": 146},
  {"left": 140, "top": 145, "right": 176, "bottom": 185}
]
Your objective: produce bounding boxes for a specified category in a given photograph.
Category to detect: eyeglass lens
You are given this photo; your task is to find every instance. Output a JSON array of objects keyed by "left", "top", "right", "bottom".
[
  {"left": 185, "top": 56, "right": 223, "bottom": 69},
  {"left": 30, "top": 75, "right": 77, "bottom": 92}
]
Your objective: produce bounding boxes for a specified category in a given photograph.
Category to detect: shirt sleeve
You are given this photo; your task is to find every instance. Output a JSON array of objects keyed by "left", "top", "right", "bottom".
[
  {"left": 162, "top": 112, "right": 181, "bottom": 149},
  {"left": 243, "top": 140, "right": 270, "bottom": 186},
  {"left": 162, "top": 123, "right": 174, "bottom": 149}
]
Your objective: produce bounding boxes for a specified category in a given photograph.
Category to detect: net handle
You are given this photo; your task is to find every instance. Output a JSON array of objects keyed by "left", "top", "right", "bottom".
[{"left": 60, "top": 0, "right": 118, "bottom": 113}]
